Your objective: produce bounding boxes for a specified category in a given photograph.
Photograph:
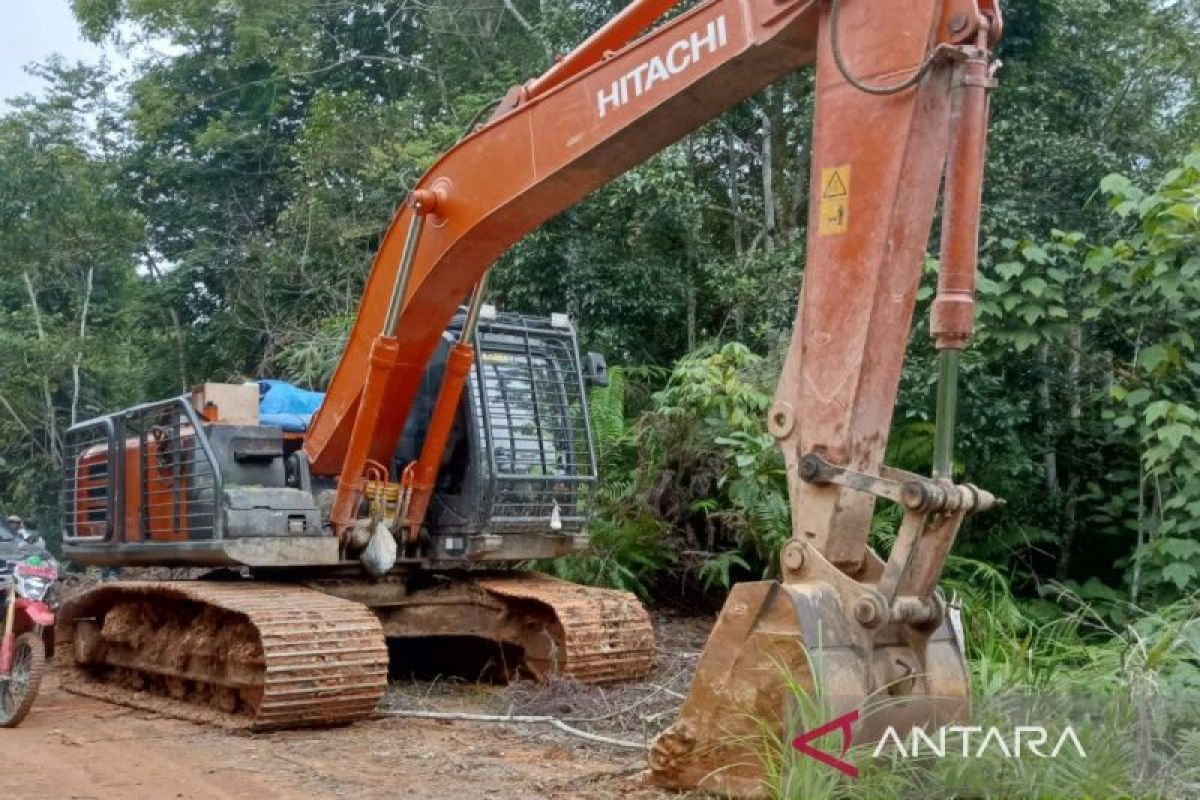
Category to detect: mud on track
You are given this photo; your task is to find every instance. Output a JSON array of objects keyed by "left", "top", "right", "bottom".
[{"left": 3, "top": 610, "right": 711, "bottom": 799}]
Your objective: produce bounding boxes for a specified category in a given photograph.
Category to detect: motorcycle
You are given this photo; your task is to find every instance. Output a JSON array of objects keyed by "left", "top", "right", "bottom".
[{"left": 0, "top": 555, "right": 58, "bottom": 727}]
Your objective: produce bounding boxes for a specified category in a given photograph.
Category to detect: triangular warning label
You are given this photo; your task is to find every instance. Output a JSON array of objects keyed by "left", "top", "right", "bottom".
[{"left": 822, "top": 169, "right": 848, "bottom": 198}]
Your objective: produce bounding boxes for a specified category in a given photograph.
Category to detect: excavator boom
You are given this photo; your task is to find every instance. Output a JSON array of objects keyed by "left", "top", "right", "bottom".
[
  {"left": 304, "top": 0, "right": 998, "bottom": 571},
  {"left": 304, "top": 0, "right": 824, "bottom": 476}
]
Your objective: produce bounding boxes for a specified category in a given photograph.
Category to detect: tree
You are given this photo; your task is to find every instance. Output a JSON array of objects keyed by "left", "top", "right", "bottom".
[{"left": 0, "top": 62, "right": 148, "bottom": 542}]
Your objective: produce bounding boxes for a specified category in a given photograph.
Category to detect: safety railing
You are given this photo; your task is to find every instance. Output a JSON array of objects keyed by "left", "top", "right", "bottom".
[
  {"left": 62, "top": 416, "right": 118, "bottom": 543},
  {"left": 61, "top": 396, "right": 224, "bottom": 543}
]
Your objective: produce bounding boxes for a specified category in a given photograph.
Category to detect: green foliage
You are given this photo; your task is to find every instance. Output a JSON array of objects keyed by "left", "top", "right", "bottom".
[
  {"left": 543, "top": 347, "right": 786, "bottom": 598},
  {"left": 1096, "top": 151, "right": 1200, "bottom": 601},
  {"left": 0, "top": 62, "right": 151, "bottom": 546},
  {"left": 537, "top": 366, "right": 678, "bottom": 599},
  {"left": 644, "top": 343, "right": 790, "bottom": 574},
  {"left": 761, "top": 579, "right": 1200, "bottom": 798},
  {"left": 636, "top": 344, "right": 788, "bottom": 588},
  {"left": 539, "top": 512, "right": 676, "bottom": 600},
  {"left": 698, "top": 549, "right": 751, "bottom": 593},
  {"left": 966, "top": 148, "right": 1200, "bottom": 602}
]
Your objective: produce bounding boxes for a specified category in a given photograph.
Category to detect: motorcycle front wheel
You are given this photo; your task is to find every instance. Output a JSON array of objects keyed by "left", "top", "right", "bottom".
[{"left": 0, "top": 632, "right": 46, "bottom": 727}]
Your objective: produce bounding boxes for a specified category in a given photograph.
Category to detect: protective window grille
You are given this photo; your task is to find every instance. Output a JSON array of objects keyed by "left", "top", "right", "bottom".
[
  {"left": 466, "top": 314, "right": 597, "bottom": 530},
  {"left": 128, "top": 399, "right": 220, "bottom": 541}
]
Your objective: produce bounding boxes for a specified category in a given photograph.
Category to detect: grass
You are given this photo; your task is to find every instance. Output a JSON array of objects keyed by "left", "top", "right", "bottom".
[{"left": 759, "top": 580, "right": 1200, "bottom": 799}]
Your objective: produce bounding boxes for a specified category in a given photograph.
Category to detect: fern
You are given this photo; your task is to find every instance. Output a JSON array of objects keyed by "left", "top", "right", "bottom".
[
  {"left": 588, "top": 366, "right": 628, "bottom": 475},
  {"left": 698, "top": 550, "right": 750, "bottom": 591}
]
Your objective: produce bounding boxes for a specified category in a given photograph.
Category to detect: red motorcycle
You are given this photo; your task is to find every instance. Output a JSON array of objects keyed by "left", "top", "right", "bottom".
[{"left": 0, "top": 555, "right": 57, "bottom": 727}]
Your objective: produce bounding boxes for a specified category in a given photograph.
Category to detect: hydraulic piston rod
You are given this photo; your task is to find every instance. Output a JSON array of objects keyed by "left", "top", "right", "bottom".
[
  {"left": 930, "top": 23, "right": 996, "bottom": 480},
  {"left": 330, "top": 190, "right": 438, "bottom": 532}
]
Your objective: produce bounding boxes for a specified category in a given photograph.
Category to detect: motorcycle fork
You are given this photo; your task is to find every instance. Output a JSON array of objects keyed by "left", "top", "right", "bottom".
[{"left": 0, "top": 582, "right": 15, "bottom": 676}]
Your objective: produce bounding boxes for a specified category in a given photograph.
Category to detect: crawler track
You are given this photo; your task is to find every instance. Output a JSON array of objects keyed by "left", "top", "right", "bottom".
[
  {"left": 57, "top": 582, "right": 389, "bottom": 730},
  {"left": 479, "top": 573, "right": 654, "bottom": 683},
  {"left": 57, "top": 574, "right": 651, "bottom": 730}
]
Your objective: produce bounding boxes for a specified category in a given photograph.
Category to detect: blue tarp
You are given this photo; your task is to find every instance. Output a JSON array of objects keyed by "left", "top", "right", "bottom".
[{"left": 258, "top": 379, "right": 325, "bottom": 432}]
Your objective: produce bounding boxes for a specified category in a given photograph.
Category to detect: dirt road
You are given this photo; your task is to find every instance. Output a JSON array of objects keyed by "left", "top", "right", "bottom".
[{"left": 4, "top": 677, "right": 659, "bottom": 799}]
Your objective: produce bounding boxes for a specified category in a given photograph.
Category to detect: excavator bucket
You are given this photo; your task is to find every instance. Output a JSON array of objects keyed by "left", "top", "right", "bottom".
[{"left": 649, "top": 568, "right": 970, "bottom": 796}]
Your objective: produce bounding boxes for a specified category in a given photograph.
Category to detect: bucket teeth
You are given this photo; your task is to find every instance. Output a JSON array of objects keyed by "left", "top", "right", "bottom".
[{"left": 58, "top": 581, "right": 389, "bottom": 730}]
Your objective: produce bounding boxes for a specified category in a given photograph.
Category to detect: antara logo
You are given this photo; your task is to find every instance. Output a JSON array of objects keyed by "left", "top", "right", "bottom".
[
  {"left": 596, "top": 15, "right": 730, "bottom": 118},
  {"left": 792, "top": 711, "right": 1088, "bottom": 777},
  {"left": 873, "top": 723, "right": 1088, "bottom": 760}
]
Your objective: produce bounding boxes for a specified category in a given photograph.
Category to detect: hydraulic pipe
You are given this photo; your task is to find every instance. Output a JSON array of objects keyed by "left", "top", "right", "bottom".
[
  {"left": 524, "top": 0, "right": 681, "bottom": 100},
  {"left": 383, "top": 217, "right": 423, "bottom": 336},
  {"left": 929, "top": 25, "right": 995, "bottom": 480},
  {"left": 383, "top": 190, "right": 438, "bottom": 335},
  {"left": 330, "top": 191, "right": 437, "bottom": 533}
]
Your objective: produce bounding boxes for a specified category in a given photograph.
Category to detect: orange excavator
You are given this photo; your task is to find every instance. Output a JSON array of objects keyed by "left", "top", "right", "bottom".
[{"left": 59, "top": 0, "right": 1001, "bottom": 793}]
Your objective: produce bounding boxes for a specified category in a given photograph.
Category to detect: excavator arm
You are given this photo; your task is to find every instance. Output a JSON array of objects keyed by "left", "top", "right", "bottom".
[
  {"left": 304, "top": 0, "right": 997, "bottom": 528},
  {"left": 303, "top": 0, "right": 1002, "bottom": 793}
]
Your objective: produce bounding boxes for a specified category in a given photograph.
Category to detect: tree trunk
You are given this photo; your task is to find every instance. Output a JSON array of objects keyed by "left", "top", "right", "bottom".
[
  {"left": 22, "top": 271, "right": 60, "bottom": 464},
  {"left": 759, "top": 96, "right": 776, "bottom": 251},
  {"left": 725, "top": 124, "right": 743, "bottom": 256},
  {"left": 71, "top": 265, "right": 96, "bottom": 427},
  {"left": 145, "top": 257, "right": 190, "bottom": 393},
  {"left": 686, "top": 272, "right": 697, "bottom": 353},
  {"left": 1132, "top": 459, "right": 1146, "bottom": 603},
  {"left": 1038, "top": 343, "right": 1058, "bottom": 494},
  {"left": 768, "top": 81, "right": 789, "bottom": 240},
  {"left": 1056, "top": 325, "right": 1083, "bottom": 581},
  {"left": 501, "top": 0, "right": 554, "bottom": 65},
  {"left": 785, "top": 76, "right": 813, "bottom": 242}
]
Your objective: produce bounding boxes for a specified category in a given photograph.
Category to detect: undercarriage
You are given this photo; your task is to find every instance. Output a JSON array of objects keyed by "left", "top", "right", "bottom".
[{"left": 59, "top": 571, "right": 653, "bottom": 730}]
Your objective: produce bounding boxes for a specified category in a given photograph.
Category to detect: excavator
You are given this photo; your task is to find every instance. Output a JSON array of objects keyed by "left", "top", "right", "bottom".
[{"left": 59, "top": 0, "right": 1002, "bottom": 794}]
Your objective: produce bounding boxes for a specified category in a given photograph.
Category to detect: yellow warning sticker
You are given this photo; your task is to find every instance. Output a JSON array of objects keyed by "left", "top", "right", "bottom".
[{"left": 818, "top": 165, "right": 850, "bottom": 236}]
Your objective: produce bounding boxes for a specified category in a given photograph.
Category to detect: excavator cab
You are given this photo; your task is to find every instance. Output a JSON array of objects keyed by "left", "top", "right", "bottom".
[{"left": 395, "top": 308, "right": 602, "bottom": 558}]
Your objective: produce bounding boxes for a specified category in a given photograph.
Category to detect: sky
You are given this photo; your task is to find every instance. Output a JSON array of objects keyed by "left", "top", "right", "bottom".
[{"left": 0, "top": 0, "right": 125, "bottom": 106}]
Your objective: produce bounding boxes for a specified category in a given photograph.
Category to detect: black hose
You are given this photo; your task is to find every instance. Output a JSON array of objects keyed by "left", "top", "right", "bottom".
[{"left": 830, "top": 0, "right": 940, "bottom": 96}]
